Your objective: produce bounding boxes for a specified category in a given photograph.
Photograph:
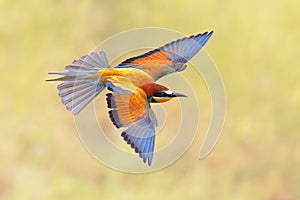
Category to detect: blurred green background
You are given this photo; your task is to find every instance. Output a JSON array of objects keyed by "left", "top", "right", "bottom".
[{"left": 1, "top": 0, "right": 299, "bottom": 199}]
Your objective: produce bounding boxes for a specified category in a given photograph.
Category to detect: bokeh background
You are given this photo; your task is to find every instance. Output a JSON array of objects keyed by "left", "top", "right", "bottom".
[{"left": 1, "top": 0, "right": 299, "bottom": 199}]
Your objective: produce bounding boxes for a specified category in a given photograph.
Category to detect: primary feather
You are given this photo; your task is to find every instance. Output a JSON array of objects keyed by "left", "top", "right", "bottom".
[
  {"left": 116, "top": 31, "right": 213, "bottom": 80},
  {"left": 105, "top": 78, "right": 157, "bottom": 165}
]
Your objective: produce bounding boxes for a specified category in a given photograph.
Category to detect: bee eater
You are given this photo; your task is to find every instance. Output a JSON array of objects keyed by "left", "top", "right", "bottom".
[{"left": 47, "top": 31, "right": 213, "bottom": 166}]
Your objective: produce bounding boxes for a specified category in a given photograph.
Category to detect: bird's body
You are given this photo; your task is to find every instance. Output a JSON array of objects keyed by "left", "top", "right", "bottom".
[
  {"left": 98, "top": 67, "right": 154, "bottom": 88},
  {"left": 48, "top": 31, "right": 213, "bottom": 165}
]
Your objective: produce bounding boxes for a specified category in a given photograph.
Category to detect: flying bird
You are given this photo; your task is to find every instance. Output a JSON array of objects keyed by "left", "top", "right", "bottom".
[{"left": 47, "top": 31, "right": 213, "bottom": 166}]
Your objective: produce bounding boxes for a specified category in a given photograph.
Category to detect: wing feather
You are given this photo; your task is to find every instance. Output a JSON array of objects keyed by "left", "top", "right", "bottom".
[
  {"left": 105, "top": 78, "right": 157, "bottom": 165},
  {"left": 116, "top": 31, "right": 213, "bottom": 80}
]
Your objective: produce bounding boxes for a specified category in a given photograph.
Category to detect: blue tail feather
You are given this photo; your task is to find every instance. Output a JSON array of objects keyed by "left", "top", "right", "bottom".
[{"left": 47, "top": 51, "right": 110, "bottom": 115}]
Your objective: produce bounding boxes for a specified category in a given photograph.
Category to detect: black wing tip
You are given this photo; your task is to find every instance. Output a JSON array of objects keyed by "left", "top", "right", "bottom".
[
  {"left": 170, "top": 30, "right": 214, "bottom": 44},
  {"left": 191, "top": 30, "right": 214, "bottom": 47},
  {"left": 206, "top": 30, "right": 214, "bottom": 38},
  {"left": 106, "top": 93, "right": 116, "bottom": 108},
  {"left": 194, "top": 30, "right": 214, "bottom": 38},
  {"left": 140, "top": 152, "right": 153, "bottom": 166},
  {"left": 108, "top": 110, "right": 122, "bottom": 128},
  {"left": 121, "top": 131, "right": 153, "bottom": 166},
  {"left": 121, "top": 131, "right": 126, "bottom": 137}
]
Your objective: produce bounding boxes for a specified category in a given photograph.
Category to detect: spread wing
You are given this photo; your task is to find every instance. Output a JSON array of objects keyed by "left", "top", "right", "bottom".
[
  {"left": 105, "top": 77, "right": 158, "bottom": 166},
  {"left": 116, "top": 31, "right": 213, "bottom": 80}
]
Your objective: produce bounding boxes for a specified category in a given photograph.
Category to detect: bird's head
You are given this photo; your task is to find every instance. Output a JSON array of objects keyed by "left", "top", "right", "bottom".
[{"left": 150, "top": 90, "right": 187, "bottom": 103}]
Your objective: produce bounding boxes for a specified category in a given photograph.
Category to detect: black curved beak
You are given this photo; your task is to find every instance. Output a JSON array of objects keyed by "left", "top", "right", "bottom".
[{"left": 173, "top": 92, "right": 188, "bottom": 97}]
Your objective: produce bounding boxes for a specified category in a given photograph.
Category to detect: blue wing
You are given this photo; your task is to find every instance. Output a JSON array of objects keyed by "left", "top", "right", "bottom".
[
  {"left": 162, "top": 31, "right": 213, "bottom": 64},
  {"left": 106, "top": 79, "right": 158, "bottom": 166},
  {"left": 116, "top": 31, "right": 213, "bottom": 80},
  {"left": 120, "top": 116, "right": 156, "bottom": 166}
]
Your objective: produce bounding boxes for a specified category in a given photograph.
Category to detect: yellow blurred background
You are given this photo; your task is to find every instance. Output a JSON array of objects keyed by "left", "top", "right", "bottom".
[{"left": 1, "top": 0, "right": 299, "bottom": 199}]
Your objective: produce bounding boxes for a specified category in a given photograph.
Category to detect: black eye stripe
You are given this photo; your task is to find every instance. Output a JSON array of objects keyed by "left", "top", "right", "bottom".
[{"left": 154, "top": 91, "right": 173, "bottom": 97}]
